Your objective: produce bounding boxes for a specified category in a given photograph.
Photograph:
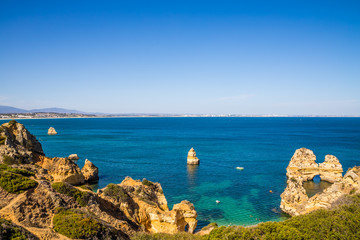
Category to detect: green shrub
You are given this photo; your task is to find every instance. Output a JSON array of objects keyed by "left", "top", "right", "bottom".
[
  {"left": 0, "top": 136, "right": 6, "bottom": 145},
  {"left": 8, "top": 120, "right": 17, "bottom": 126},
  {"left": 52, "top": 182, "right": 91, "bottom": 207},
  {"left": 131, "top": 232, "right": 203, "bottom": 240},
  {"left": 0, "top": 217, "right": 33, "bottom": 240},
  {"left": 142, "top": 179, "right": 154, "bottom": 187},
  {"left": 103, "top": 183, "right": 129, "bottom": 202},
  {"left": 53, "top": 209, "right": 104, "bottom": 239},
  {"left": 0, "top": 164, "right": 35, "bottom": 177},
  {"left": 0, "top": 171, "right": 38, "bottom": 194},
  {"left": 2, "top": 155, "right": 17, "bottom": 165}
]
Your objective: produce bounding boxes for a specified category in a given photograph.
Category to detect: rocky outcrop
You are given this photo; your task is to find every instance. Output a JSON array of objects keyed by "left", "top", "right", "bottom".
[
  {"left": 0, "top": 121, "right": 44, "bottom": 164},
  {"left": 81, "top": 159, "right": 99, "bottom": 182},
  {"left": 98, "top": 177, "right": 197, "bottom": 234},
  {"left": 36, "top": 156, "right": 85, "bottom": 185},
  {"left": 187, "top": 148, "right": 199, "bottom": 165},
  {"left": 280, "top": 148, "right": 360, "bottom": 216},
  {"left": 68, "top": 154, "right": 79, "bottom": 160},
  {"left": 0, "top": 121, "right": 198, "bottom": 239},
  {"left": 47, "top": 127, "right": 57, "bottom": 135}
]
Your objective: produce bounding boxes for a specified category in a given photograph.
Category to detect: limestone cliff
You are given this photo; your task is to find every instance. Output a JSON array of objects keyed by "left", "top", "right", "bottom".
[
  {"left": 280, "top": 148, "right": 359, "bottom": 216},
  {"left": 0, "top": 121, "right": 44, "bottom": 164},
  {"left": 98, "top": 177, "right": 197, "bottom": 234}
]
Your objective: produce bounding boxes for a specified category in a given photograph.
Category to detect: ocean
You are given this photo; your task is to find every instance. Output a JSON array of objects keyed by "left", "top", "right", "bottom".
[{"left": 2, "top": 117, "right": 360, "bottom": 229}]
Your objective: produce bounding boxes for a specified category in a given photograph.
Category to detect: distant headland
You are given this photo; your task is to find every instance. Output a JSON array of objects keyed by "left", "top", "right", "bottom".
[{"left": 0, "top": 105, "right": 359, "bottom": 120}]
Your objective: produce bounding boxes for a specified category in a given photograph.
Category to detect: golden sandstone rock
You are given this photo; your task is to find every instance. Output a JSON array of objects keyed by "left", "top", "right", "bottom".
[
  {"left": 187, "top": 147, "right": 200, "bottom": 165},
  {"left": 47, "top": 127, "right": 57, "bottom": 135},
  {"left": 81, "top": 159, "right": 99, "bottom": 182},
  {"left": 99, "top": 177, "right": 198, "bottom": 234},
  {"left": 280, "top": 148, "right": 360, "bottom": 216}
]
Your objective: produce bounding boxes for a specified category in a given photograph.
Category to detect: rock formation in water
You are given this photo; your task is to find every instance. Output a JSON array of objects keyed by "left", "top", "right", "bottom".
[
  {"left": 187, "top": 147, "right": 200, "bottom": 165},
  {"left": 280, "top": 148, "right": 360, "bottom": 216},
  {"left": 0, "top": 121, "right": 198, "bottom": 239},
  {"left": 47, "top": 127, "right": 57, "bottom": 135},
  {"left": 68, "top": 153, "right": 79, "bottom": 160},
  {"left": 81, "top": 159, "right": 99, "bottom": 182}
]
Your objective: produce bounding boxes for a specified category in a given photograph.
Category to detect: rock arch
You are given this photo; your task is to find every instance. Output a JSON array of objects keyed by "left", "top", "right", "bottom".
[{"left": 280, "top": 148, "right": 360, "bottom": 216}]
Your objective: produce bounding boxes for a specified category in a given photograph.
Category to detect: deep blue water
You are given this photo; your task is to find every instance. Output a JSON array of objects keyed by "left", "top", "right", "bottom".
[{"left": 2, "top": 117, "right": 360, "bottom": 229}]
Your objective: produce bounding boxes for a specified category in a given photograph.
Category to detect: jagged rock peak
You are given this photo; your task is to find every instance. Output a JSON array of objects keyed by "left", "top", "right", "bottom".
[{"left": 187, "top": 147, "right": 199, "bottom": 165}]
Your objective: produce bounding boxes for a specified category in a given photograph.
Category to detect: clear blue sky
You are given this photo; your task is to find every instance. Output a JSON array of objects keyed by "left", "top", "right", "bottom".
[{"left": 0, "top": 0, "right": 359, "bottom": 115}]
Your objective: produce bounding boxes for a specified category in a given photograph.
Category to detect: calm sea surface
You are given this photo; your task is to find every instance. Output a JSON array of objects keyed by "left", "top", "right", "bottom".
[{"left": 2, "top": 117, "right": 360, "bottom": 229}]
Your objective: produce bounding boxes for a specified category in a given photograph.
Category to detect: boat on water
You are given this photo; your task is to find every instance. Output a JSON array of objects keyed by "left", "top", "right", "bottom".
[{"left": 236, "top": 167, "right": 244, "bottom": 170}]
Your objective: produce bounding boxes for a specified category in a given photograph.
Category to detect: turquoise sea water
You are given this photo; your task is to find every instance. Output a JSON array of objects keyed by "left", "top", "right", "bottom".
[{"left": 2, "top": 117, "right": 360, "bottom": 229}]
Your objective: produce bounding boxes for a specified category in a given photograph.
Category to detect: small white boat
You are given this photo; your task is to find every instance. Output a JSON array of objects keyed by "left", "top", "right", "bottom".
[
  {"left": 236, "top": 167, "right": 244, "bottom": 170},
  {"left": 216, "top": 200, "right": 220, "bottom": 204}
]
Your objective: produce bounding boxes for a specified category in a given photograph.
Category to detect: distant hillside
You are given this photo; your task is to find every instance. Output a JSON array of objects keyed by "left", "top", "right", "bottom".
[
  {"left": 0, "top": 105, "right": 87, "bottom": 114},
  {"left": 0, "top": 106, "right": 29, "bottom": 114},
  {"left": 29, "top": 108, "right": 86, "bottom": 114}
]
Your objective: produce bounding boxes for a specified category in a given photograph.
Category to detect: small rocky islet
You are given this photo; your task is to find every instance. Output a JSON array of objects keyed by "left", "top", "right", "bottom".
[{"left": 0, "top": 120, "right": 360, "bottom": 239}]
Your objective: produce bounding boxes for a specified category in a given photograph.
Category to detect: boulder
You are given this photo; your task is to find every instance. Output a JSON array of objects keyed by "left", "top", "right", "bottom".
[
  {"left": 187, "top": 148, "right": 199, "bottom": 165},
  {"left": 81, "top": 159, "right": 99, "bottom": 182},
  {"left": 36, "top": 156, "right": 85, "bottom": 185},
  {"left": 68, "top": 154, "right": 79, "bottom": 160},
  {"left": 47, "top": 127, "right": 57, "bottom": 135}
]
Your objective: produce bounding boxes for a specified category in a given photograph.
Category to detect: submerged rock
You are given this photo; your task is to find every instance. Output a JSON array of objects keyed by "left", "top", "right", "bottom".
[
  {"left": 187, "top": 147, "right": 200, "bottom": 165},
  {"left": 280, "top": 148, "right": 359, "bottom": 216},
  {"left": 47, "top": 127, "right": 57, "bottom": 135},
  {"left": 81, "top": 159, "right": 99, "bottom": 182}
]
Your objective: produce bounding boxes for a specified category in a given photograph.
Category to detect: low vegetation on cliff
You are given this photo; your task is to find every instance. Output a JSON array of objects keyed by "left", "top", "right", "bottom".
[
  {"left": 53, "top": 208, "right": 105, "bottom": 239},
  {"left": 0, "top": 217, "right": 38, "bottom": 240},
  {"left": 0, "top": 164, "right": 37, "bottom": 193},
  {"left": 52, "top": 182, "right": 92, "bottom": 207}
]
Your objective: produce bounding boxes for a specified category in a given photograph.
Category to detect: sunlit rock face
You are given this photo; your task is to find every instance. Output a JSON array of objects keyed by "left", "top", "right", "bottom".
[
  {"left": 187, "top": 148, "right": 199, "bottom": 165},
  {"left": 47, "top": 127, "right": 57, "bottom": 135},
  {"left": 281, "top": 148, "right": 360, "bottom": 216}
]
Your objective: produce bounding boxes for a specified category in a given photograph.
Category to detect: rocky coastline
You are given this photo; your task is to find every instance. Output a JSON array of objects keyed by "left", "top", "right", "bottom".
[
  {"left": 0, "top": 121, "right": 197, "bottom": 239},
  {"left": 1, "top": 120, "right": 360, "bottom": 239}
]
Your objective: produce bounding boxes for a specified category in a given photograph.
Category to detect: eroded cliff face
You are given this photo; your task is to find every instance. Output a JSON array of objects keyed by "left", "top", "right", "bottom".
[
  {"left": 98, "top": 177, "right": 197, "bottom": 234},
  {"left": 0, "top": 121, "right": 198, "bottom": 239},
  {"left": 0, "top": 121, "right": 44, "bottom": 164},
  {"left": 280, "top": 148, "right": 360, "bottom": 216}
]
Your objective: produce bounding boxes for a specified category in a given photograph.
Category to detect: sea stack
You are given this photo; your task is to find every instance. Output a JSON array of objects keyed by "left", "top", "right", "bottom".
[
  {"left": 187, "top": 147, "right": 200, "bottom": 165},
  {"left": 48, "top": 127, "right": 57, "bottom": 135}
]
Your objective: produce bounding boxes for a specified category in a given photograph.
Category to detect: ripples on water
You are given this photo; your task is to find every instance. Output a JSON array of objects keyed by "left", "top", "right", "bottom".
[{"left": 2, "top": 117, "right": 360, "bottom": 229}]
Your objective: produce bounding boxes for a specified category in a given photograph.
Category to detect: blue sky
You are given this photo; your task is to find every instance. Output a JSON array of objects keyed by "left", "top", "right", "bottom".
[{"left": 0, "top": 0, "right": 359, "bottom": 115}]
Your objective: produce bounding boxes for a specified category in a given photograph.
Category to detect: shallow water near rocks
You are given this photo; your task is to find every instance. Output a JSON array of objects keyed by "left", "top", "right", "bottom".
[{"left": 2, "top": 117, "right": 360, "bottom": 229}]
